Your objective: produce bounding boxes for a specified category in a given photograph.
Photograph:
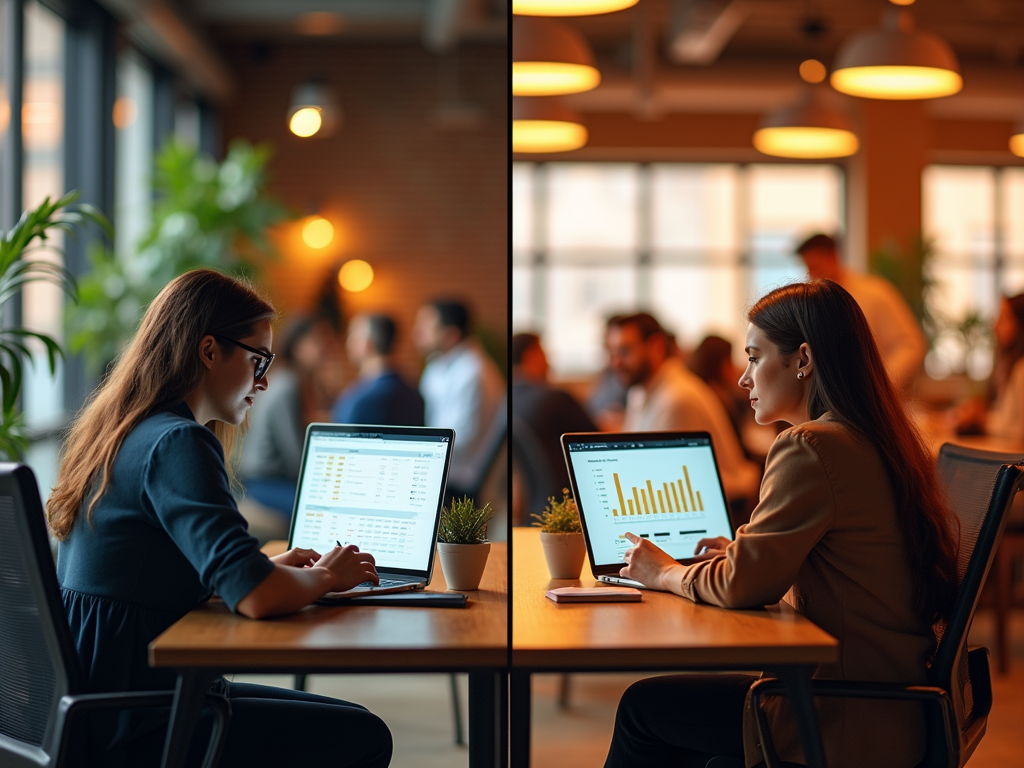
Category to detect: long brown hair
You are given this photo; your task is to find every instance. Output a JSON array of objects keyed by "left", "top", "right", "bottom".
[
  {"left": 48, "top": 269, "right": 275, "bottom": 540},
  {"left": 748, "top": 279, "right": 959, "bottom": 626}
]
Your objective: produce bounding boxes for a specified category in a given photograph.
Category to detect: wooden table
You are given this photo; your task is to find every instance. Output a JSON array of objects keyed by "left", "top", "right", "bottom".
[
  {"left": 150, "top": 543, "right": 507, "bottom": 768},
  {"left": 511, "top": 528, "right": 839, "bottom": 768}
]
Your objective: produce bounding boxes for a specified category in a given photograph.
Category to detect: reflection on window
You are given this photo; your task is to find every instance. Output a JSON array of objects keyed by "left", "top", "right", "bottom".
[
  {"left": 21, "top": 0, "right": 65, "bottom": 430},
  {"left": 513, "top": 161, "right": 843, "bottom": 376}
]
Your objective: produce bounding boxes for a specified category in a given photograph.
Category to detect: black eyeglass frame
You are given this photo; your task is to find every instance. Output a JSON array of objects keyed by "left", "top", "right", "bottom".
[{"left": 211, "top": 333, "right": 275, "bottom": 380}]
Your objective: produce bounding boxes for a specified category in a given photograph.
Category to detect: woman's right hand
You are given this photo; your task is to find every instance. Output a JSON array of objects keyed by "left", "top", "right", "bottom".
[
  {"left": 693, "top": 536, "right": 731, "bottom": 559},
  {"left": 312, "top": 544, "right": 379, "bottom": 592}
]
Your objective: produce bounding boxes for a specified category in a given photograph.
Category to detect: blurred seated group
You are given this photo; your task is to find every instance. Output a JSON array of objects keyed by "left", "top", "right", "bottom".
[{"left": 238, "top": 298, "right": 505, "bottom": 542}]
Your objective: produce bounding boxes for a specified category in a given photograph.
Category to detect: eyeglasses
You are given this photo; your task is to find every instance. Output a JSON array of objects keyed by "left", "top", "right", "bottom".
[{"left": 212, "top": 334, "right": 275, "bottom": 381}]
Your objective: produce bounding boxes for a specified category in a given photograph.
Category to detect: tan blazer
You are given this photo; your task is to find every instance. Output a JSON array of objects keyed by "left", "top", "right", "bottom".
[{"left": 675, "top": 413, "right": 934, "bottom": 768}]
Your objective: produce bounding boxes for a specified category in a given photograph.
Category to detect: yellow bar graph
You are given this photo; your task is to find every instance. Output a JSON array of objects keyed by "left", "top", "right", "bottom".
[
  {"left": 645, "top": 480, "right": 656, "bottom": 515},
  {"left": 662, "top": 482, "right": 672, "bottom": 513},
  {"left": 657, "top": 489, "right": 666, "bottom": 513},
  {"left": 641, "top": 489, "right": 650, "bottom": 514},
  {"left": 628, "top": 499, "right": 635, "bottom": 515},
  {"left": 696, "top": 490, "right": 704, "bottom": 511},
  {"left": 613, "top": 473, "right": 627, "bottom": 519},
  {"left": 671, "top": 482, "right": 682, "bottom": 514},
  {"left": 683, "top": 466, "right": 697, "bottom": 510},
  {"left": 677, "top": 480, "right": 688, "bottom": 512},
  {"left": 611, "top": 468, "right": 706, "bottom": 517},
  {"left": 632, "top": 487, "right": 641, "bottom": 516}
]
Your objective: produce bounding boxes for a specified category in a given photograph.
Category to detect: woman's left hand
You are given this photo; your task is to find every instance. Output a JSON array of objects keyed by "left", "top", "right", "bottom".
[
  {"left": 270, "top": 547, "right": 321, "bottom": 568},
  {"left": 620, "top": 532, "right": 683, "bottom": 592}
]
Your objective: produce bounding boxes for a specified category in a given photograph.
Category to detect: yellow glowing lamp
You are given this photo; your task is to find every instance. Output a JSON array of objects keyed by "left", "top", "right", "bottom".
[
  {"left": 799, "top": 59, "right": 827, "bottom": 84},
  {"left": 513, "top": 0, "right": 638, "bottom": 15},
  {"left": 512, "top": 17, "right": 600, "bottom": 96},
  {"left": 831, "top": 9, "right": 961, "bottom": 100},
  {"left": 289, "top": 107, "right": 323, "bottom": 138},
  {"left": 1010, "top": 129, "right": 1024, "bottom": 158},
  {"left": 754, "top": 89, "right": 859, "bottom": 159},
  {"left": 512, "top": 96, "right": 587, "bottom": 153},
  {"left": 301, "top": 216, "right": 334, "bottom": 248},
  {"left": 338, "top": 260, "right": 374, "bottom": 292}
]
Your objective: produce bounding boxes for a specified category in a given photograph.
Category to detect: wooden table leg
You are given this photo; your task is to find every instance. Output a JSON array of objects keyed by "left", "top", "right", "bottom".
[
  {"left": 776, "top": 665, "right": 827, "bottom": 768},
  {"left": 510, "top": 670, "right": 531, "bottom": 768},
  {"left": 160, "top": 670, "right": 218, "bottom": 768},
  {"left": 469, "top": 671, "right": 507, "bottom": 768}
]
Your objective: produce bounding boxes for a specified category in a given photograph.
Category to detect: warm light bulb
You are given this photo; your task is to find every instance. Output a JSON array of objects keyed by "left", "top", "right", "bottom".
[
  {"left": 301, "top": 216, "right": 334, "bottom": 248},
  {"left": 830, "top": 66, "right": 961, "bottom": 99},
  {"left": 512, "top": 62, "right": 601, "bottom": 96},
  {"left": 512, "top": 0, "right": 638, "bottom": 14},
  {"left": 889, "top": 0, "right": 915, "bottom": 5},
  {"left": 338, "top": 260, "right": 374, "bottom": 292},
  {"left": 753, "top": 127, "right": 859, "bottom": 159},
  {"left": 799, "top": 59, "right": 827, "bottom": 84},
  {"left": 112, "top": 96, "right": 137, "bottom": 129},
  {"left": 512, "top": 120, "right": 588, "bottom": 153},
  {"left": 289, "top": 107, "right": 323, "bottom": 137},
  {"left": 1011, "top": 134, "right": 1024, "bottom": 158}
]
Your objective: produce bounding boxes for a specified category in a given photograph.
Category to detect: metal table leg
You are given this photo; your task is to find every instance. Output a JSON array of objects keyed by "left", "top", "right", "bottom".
[
  {"left": 160, "top": 670, "right": 218, "bottom": 768},
  {"left": 469, "top": 671, "right": 507, "bottom": 768},
  {"left": 510, "top": 670, "right": 531, "bottom": 768},
  {"left": 776, "top": 665, "right": 827, "bottom": 768}
]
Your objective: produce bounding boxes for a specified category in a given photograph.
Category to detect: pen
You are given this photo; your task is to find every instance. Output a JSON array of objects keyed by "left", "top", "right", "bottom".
[{"left": 337, "top": 540, "right": 343, "bottom": 548}]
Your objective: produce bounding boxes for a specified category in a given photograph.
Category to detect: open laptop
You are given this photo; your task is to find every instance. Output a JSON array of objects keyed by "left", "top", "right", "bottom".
[
  {"left": 286, "top": 423, "right": 455, "bottom": 598},
  {"left": 561, "top": 431, "right": 735, "bottom": 589}
]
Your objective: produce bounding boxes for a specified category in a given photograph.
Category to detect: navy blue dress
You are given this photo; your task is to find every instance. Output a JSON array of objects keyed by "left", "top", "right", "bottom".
[{"left": 57, "top": 402, "right": 392, "bottom": 767}]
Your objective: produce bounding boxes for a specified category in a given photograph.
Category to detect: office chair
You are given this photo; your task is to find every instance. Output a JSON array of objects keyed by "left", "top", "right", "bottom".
[
  {"left": 0, "top": 463, "right": 230, "bottom": 768},
  {"left": 748, "top": 444, "right": 1024, "bottom": 768}
]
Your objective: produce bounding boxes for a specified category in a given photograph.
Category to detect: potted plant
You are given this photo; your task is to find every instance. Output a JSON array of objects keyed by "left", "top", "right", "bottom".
[
  {"left": 533, "top": 489, "right": 586, "bottom": 579},
  {"left": 437, "top": 495, "right": 494, "bottom": 591}
]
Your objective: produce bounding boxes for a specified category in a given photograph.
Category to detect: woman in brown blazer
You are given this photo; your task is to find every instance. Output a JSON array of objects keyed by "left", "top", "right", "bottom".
[{"left": 604, "top": 279, "right": 959, "bottom": 768}]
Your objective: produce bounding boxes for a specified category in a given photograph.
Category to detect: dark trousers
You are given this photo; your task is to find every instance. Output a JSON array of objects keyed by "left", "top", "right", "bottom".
[
  {"left": 604, "top": 673, "right": 758, "bottom": 768},
  {"left": 103, "top": 680, "right": 393, "bottom": 768}
]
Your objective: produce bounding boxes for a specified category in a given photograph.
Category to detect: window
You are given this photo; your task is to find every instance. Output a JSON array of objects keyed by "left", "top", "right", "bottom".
[
  {"left": 114, "top": 50, "right": 153, "bottom": 261},
  {"left": 513, "top": 161, "right": 844, "bottom": 377}
]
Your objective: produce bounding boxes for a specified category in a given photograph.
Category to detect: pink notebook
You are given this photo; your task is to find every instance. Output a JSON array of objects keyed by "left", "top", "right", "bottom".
[{"left": 545, "top": 586, "right": 643, "bottom": 603}]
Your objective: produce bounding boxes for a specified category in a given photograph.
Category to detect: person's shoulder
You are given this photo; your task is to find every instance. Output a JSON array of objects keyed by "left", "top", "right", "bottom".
[{"left": 775, "top": 414, "right": 873, "bottom": 465}]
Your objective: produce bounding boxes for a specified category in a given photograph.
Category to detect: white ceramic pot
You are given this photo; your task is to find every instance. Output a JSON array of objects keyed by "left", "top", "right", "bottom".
[
  {"left": 539, "top": 531, "right": 586, "bottom": 579},
  {"left": 437, "top": 542, "right": 491, "bottom": 591}
]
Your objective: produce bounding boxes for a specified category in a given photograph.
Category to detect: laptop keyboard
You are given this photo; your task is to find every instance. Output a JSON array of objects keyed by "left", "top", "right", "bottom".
[{"left": 359, "top": 579, "right": 405, "bottom": 588}]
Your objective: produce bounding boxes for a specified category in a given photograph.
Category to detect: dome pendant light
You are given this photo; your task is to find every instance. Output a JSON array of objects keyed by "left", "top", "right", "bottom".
[
  {"left": 754, "top": 88, "right": 859, "bottom": 159},
  {"left": 513, "top": 0, "right": 638, "bottom": 16},
  {"left": 512, "top": 96, "right": 587, "bottom": 153},
  {"left": 288, "top": 80, "right": 341, "bottom": 138},
  {"left": 513, "top": 16, "right": 600, "bottom": 96},
  {"left": 1010, "top": 121, "right": 1024, "bottom": 158},
  {"left": 831, "top": 8, "right": 961, "bottom": 100}
]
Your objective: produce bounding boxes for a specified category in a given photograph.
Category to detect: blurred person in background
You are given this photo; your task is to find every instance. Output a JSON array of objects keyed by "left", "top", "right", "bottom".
[
  {"left": 238, "top": 315, "right": 339, "bottom": 540},
  {"left": 587, "top": 313, "right": 629, "bottom": 431},
  {"left": 511, "top": 332, "right": 597, "bottom": 516},
  {"left": 608, "top": 313, "right": 761, "bottom": 513},
  {"left": 797, "top": 233, "right": 926, "bottom": 394},
  {"left": 333, "top": 313, "right": 424, "bottom": 426},
  {"left": 413, "top": 298, "right": 505, "bottom": 493},
  {"left": 689, "top": 334, "right": 756, "bottom": 456}
]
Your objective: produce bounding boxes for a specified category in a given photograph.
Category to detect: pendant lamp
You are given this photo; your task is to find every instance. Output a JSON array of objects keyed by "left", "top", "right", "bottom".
[
  {"left": 754, "top": 88, "right": 859, "bottom": 159},
  {"left": 831, "top": 9, "right": 961, "bottom": 100},
  {"left": 1011, "top": 122, "right": 1024, "bottom": 158},
  {"left": 513, "top": 96, "right": 587, "bottom": 153},
  {"left": 513, "top": 16, "right": 600, "bottom": 96},
  {"left": 512, "top": 0, "right": 638, "bottom": 16},
  {"left": 288, "top": 80, "right": 340, "bottom": 138}
]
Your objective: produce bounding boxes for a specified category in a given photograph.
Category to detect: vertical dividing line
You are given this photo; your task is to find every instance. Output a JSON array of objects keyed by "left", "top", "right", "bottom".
[
  {"left": 994, "top": 166, "right": 1005, "bottom": 304},
  {"left": 533, "top": 162, "right": 548, "bottom": 331},
  {"left": 637, "top": 163, "right": 652, "bottom": 309}
]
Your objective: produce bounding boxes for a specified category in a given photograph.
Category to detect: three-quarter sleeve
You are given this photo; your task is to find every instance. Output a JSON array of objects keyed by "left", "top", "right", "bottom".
[
  {"left": 143, "top": 423, "right": 275, "bottom": 612},
  {"left": 677, "top": 428, "right": 837, "bottom": 608}
]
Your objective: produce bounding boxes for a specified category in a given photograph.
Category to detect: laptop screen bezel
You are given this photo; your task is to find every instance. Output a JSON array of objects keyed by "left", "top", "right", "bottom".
[
  {"left": 560, "top": 430, "right": 736, "bottom": 577},
  {"left": 286, "top": 423, "right": 455, "bottom": 581}
]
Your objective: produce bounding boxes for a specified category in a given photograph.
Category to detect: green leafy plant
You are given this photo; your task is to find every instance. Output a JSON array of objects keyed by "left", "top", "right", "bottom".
[
  {"left": 0, "top": 191, "right": 111, "bottom": 459},
  {"left": 438, "top": 495, "right": 494, "bottom": 544},
  {"left": 67, "top": 139, "right": 292, "bottom": 374},
  {"left": 532, "top": 488, "right": 582, "bottom": 534}
]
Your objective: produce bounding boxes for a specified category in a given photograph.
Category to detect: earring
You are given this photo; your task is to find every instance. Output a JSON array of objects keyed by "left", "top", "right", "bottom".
[{"left": 797, "top": 371, "right": 805, "bottom": 379}]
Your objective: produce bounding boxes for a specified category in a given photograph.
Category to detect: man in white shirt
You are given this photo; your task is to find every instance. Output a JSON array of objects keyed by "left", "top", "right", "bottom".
[
  {"left": 797, "top": 233, "right": 927, "bottom": 393},
  {"left": 607, "top": 313, "right": 761, "bottom": 509},
  {"left": 413, "top": 299, "right": 506, "bottom": 493}
]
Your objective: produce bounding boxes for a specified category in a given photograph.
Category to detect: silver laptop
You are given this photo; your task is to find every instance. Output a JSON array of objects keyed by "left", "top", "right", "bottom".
[
  {"left": 561, "top": 431, "right": 735, "bottom": 589},
  {"left": 286, "top": 423, "right": 454, "bottom": 598}
]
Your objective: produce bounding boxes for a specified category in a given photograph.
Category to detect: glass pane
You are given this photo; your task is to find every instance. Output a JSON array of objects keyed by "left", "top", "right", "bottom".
[
  {"left": 513, "top": 162, "right": 532, "bottom": 252},
  {"left": 649, "top": 265, "right": 743, "bottom": 351},
  {"left": 115, "top": 50, "right": 154, "bottom": 261},
  {"left": 651, "top": 164, "right": 737, "bottom": 258},
  {"left": 512, "top": 265, "right": 534, "bottom": 332},
  {"left": 547, "top": 163, "right": 637, "bottom": 256},
  {"left": 1001, "top": 168, "right": 1024, "bottom": 295},
  {"left": 0, "top": 0, "right": 9, "bottom": 230},
  {"left": 924, "top": 166, "right": 995, "bottom": 261},
  {"left": 546, "top": 266, "right": 637, "bottom": 374},
  {"left": 21, "top": 0, "right": 65, "bottom": 430}
]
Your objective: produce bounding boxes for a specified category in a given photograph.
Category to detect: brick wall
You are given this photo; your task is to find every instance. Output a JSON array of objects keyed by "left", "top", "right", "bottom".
[{"left": 219, "top": 41, "right": 507, "bottom": 381}]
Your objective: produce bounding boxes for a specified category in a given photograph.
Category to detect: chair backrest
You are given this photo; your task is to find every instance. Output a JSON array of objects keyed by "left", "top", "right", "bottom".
[
  {"left": 0, "top": 463, "right": 83, "bottom": 764},
  {"left": 932, "top": 444, "right": 1024, "bottom": 732}
]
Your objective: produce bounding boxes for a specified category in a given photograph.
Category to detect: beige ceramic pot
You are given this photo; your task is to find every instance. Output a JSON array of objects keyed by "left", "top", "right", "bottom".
[
  {"left": 539, "top": 531, "right": 586, "bottom": 579},
  {"left": 437, "top": 542, "right": 491, "bottom": 590}
]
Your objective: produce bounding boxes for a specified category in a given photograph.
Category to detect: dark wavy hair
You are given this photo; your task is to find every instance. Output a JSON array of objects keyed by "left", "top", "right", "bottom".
[{"left": 748, "top": 279, "right": 959, "bottom": 626}]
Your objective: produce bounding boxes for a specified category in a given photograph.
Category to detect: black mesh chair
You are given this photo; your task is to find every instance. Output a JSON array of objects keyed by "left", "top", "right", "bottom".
[
  {"left": 748, "top": 444, "right": 1024, "bottom": 768},
  {"left": 0, "top": 463, "right": 230, "bottom": 768}
]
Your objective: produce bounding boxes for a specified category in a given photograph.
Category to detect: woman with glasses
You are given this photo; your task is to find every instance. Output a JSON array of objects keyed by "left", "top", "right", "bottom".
[{"left": 48, "top": 269, "right": 392, "bottom": 768}]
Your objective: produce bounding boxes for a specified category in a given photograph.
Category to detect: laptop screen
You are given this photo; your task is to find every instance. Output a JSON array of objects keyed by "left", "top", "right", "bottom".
[
  {"left": 288, "top": 425, "right": 453, "bottom": 574},
  {"left": 563, "top": 432, "right": 734, "bottom": 569}
]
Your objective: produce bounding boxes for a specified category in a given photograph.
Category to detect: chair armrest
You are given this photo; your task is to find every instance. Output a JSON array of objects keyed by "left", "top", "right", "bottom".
[
  {"left": 967, "top": 646, "right": 992, "bottom": 719},
  {"left": 749, "top": 678, "right": 958, "bottom": 768},
  {"left": 53, "top": 691, "right": 230, "bottom": 768}
]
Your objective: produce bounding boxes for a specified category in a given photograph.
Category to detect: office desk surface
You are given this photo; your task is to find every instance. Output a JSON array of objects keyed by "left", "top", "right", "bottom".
[
  {"left": 149, "top": 543, "right": 506, "bottom": 671},
  {"left": 513, "top": 528, "right": 837, "bottom": 670}
]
